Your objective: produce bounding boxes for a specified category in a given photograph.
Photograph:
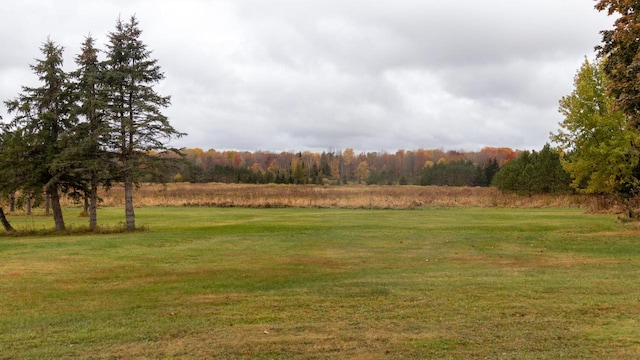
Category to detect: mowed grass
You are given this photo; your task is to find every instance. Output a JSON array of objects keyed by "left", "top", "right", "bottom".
[{"left": 1, "top": 207, "right": 639, "bottom": 359}]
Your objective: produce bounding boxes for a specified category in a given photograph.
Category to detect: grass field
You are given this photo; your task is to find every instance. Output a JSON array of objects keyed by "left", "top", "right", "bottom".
[{"left": 1, "top": 206, "right": 639, "bottom": 359}]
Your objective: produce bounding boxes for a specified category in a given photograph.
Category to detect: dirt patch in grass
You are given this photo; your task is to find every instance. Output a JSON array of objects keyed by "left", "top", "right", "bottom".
[{"left": 1, "top": 260, "right": 65, "bottom": 278}]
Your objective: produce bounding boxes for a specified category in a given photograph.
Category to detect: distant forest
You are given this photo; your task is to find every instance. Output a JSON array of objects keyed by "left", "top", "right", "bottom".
[{"left": 161, "top": 147, "right": 519, "bottom": 187}]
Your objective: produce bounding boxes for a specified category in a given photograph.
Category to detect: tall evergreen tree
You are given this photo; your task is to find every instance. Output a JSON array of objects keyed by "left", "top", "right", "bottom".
[
  {"left": 71, "top": 35, "right": 109, "bottom": 230},
  {"left": 3, "top": 39, "right": 78, "bottom": 231},
  {"left": 492, "top": 145, "right": 570, "bottom": 196},
  {"left": 103, "top": 16, "right": 184, "bottom": 230}
]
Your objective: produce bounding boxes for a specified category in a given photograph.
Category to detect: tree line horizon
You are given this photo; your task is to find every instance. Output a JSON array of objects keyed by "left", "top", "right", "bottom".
[
  {"left": 169, "top": 146, "right": 514, "bottom": 186},
  {"left": 163, "top": 144, "right": 570, "bottom": 196}
]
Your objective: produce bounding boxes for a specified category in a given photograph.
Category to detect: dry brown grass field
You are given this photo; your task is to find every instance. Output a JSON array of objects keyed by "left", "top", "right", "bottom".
[{"left": 76, "top": 183, "right": 609, "bottom": 211}]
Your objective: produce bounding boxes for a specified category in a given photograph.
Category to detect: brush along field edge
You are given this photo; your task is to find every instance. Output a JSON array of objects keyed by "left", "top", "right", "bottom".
[{"left": 56, "top": 183, "right": 609, "bottom": 210}]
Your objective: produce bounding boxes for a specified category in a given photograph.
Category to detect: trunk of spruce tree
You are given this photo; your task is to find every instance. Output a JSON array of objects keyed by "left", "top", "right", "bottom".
[
  {"left": 83, "top": 196, "right": 89, "bottom": 216},
  {"left": 9, "top": 192, "right": 15, "bottom": 212},
  {"left": 48, "top": 185, "right": 65, "bottom": 231},
  {"left": 0, "top": 207, "right": 14, "bottom": 232},
  {"left": 124, "top": 178, "right": 135, "bottom": 231},
  {"left": 89, "top": 175, "right": 98, "bottom": 230}
]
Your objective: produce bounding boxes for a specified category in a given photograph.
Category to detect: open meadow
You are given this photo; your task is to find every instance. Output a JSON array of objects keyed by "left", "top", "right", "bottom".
[
  {"left": 1, "top": 202, "right": 639, "bottom": 359},
  {"left": 84, "top": 183, "right": 604, "bottom": 210}
]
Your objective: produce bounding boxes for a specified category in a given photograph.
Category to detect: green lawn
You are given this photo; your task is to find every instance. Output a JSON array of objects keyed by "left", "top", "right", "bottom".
[{"left": 1, "top": 207, "right": 639, "bottom": 359}]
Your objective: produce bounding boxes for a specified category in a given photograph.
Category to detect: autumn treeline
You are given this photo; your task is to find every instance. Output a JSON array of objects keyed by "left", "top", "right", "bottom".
[{"left": 166, "top": 147, "right": 517, "bottom": 186}]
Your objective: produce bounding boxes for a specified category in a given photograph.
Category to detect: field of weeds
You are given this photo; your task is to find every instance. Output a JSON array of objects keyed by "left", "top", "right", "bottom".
[{"left": 82, "top": 183, "right": 605, "bottom": 210}]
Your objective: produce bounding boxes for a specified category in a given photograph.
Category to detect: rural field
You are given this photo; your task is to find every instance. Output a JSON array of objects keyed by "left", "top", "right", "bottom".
[
  {"left": 83, "top": 183, "right": 604, "bottom": 210},
  {"left": 1, "top": 185, "right": 639, "bottom": 359}
]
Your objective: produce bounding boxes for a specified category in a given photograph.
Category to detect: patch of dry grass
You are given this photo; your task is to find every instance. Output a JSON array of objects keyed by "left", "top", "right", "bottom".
[{"left": 77, "top": 183, "right": 601, "bottom": 210}]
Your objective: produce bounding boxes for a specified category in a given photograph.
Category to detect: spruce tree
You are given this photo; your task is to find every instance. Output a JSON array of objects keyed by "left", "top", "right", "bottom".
[
  {"left": 103, "top": 16, "right": 184, "bottom": 230},
  {"left": 71, "top": 36, "right": 109, "bottom": 230},
  {"left": 3, "top": 39, "right": 78, "bottom": 231}
]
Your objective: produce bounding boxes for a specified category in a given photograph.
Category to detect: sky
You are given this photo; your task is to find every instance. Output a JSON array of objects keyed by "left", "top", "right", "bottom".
[{"left": 0, "top": 0, "right": 614, "bottom": 153}]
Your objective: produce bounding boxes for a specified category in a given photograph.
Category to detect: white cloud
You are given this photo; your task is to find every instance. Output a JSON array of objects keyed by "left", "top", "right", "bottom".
[{"left": 0, "top": 0, "right": 615, "bottom": 152}]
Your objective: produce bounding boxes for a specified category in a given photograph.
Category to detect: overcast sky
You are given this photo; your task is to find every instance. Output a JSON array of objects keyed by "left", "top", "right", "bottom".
[{"left": 0, "top": 0, "right": 613, "bottom": 152}]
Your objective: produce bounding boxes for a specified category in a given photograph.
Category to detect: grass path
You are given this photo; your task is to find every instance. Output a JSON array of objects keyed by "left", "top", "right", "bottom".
[{"left": 1, "top": 207, "right": 639, "bottom": 359}]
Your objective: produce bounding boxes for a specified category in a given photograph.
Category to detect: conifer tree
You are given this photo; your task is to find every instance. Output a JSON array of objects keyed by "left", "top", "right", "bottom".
[
  {"left": 492, "top": 145, "right": 570, "bottom": 196},
  {"left": 102, "top": 16, "right": 184, "bottom": 230},
  {"left": 71, "top": 35, "right": 109, "bottom": 230},
  {"left": 3, "top": 39, "right": 78, "bottom": 231}
]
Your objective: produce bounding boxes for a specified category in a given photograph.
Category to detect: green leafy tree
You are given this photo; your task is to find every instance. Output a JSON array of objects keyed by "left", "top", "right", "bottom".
[
  {"left": 596, "top": 0, "right": 640, "bottom": 129},
  {"left": 594, "top": 1, "right": 640, "bottom": 215},
  {"left": 355, "top": 161, "right": 370, "bottom": 184},
  {"left": 551, "top": 59, "right": 639, "bottom": 197},
  {"left": 103, "top": 16, "right": 185, "bottom": 230},
  {"left": 3, "top": 39, "right": 79, "bottom": 231}
]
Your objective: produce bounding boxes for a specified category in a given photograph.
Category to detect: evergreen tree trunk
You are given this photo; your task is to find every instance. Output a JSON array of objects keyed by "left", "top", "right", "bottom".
[
  {"left": 89, "top": 176, "right": 98, "bottom": 230},
  {"left": 48, "top": 185, "right": 65, "bottom": 231},
  {"left": 9, "top": 192, "right": 15, "bottom": 212},
  {"left": 124, "top": 177, "right": 135, "bottom": 231},
  {"left": 0, "top": 207, "right": 14, "bottom": 232},
  {"left": 83, "top": 195, "right": 89, "bottom": 216},
  {"left": 26, "top": 196, "right": 32, "bottom": 216}
]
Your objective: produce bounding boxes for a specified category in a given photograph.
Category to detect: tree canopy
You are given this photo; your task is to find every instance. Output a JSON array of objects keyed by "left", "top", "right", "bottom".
[
  {"left": 551, "top": 59, "right": 639, "bottom": 196},
  {"left": 3, "top": 39, "right": 78, "bottom": 230},
  {"left": 596, "top": 0, "right": 640, "bottom": 128},
  {"left": 594, "top": 1, "right": 640, "bottom": 215}
]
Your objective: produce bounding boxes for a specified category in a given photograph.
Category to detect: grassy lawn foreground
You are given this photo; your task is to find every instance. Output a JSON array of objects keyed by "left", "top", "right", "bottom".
[{"left": 1, "top": 207, "right": 639, "bottom": 359}]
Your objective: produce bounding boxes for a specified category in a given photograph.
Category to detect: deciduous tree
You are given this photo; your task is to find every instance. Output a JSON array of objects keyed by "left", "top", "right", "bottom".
[
  {"left": 355, "top": 161, "right": 370, "bottom": 184},
  {"left": 594, "top": 1, "right": 640, "bottom": 215},
  {"left": 596, "top": 0, "right": 640, "bottom": 128},
  {"left": 551, "top": 59, "right": 639, "bottom": 197}
]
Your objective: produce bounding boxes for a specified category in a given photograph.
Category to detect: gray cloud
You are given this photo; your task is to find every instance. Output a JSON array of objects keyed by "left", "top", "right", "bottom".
[{"left": 0, "top": 0, "right": 614, "bottom": 152}]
